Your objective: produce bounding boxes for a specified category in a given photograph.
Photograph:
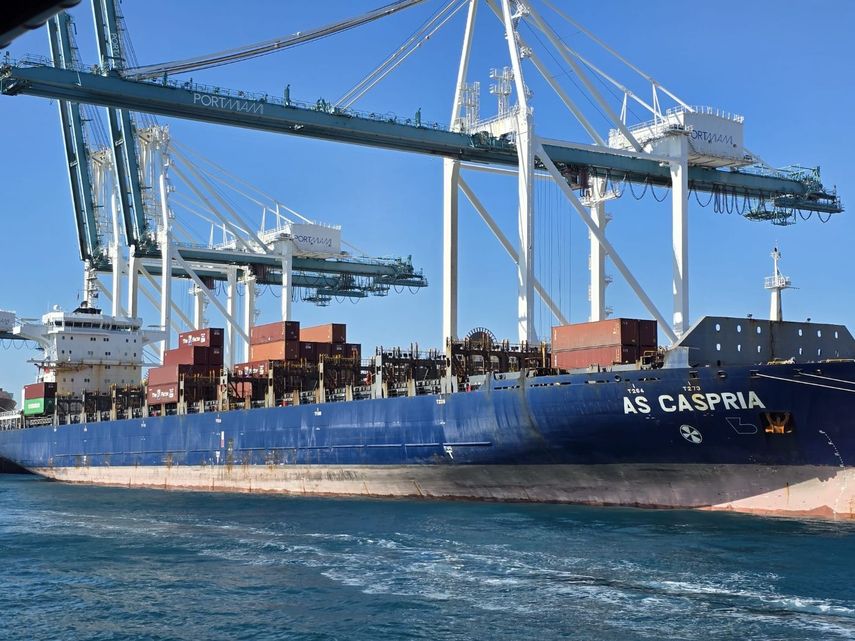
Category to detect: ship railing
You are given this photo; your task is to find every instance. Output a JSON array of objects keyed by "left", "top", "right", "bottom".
[{"left": 0, "top": 410, "right": 22, "bottom": 431}]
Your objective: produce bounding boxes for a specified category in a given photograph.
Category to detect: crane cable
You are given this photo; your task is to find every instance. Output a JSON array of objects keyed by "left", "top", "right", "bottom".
[
  {"left": 336, "top": 0, "right": 464, "bottom": 109},
  {"left": 123, "top": 0, "right": 427, "bottom": 80}
]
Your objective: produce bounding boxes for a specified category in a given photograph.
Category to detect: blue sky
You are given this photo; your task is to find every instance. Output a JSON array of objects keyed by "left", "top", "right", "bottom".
[{"left": 1, "top": 0, "right": 854, "bottom": 398}]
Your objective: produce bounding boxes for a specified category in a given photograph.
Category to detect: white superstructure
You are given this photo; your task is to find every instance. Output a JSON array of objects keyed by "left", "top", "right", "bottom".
[{"left": 14, "top": 306, "right": 165, "bottom": 396}]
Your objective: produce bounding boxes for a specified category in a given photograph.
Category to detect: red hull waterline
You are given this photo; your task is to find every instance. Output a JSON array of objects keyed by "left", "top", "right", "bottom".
[{"left": 28, "top": 463, "right": 855, "bottom": 520}]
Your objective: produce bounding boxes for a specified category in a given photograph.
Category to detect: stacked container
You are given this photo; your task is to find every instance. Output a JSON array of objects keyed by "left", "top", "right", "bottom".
[
  {"left": 249, "top": 321, "right": 300, "bottom": 362},
  {"left": 300, "top": 324, "right": 361, "bottom": 361},
  {"left": 22, "top": 382, "right": 57, "bottom": 416},
  {"left": 148, "top": 328, "right": 224, "bottom": 405},
  {"left": 235, "top": 320, "right": 361, "bottom": 373},
  {"left": 551, "top": 319, "right": 657, "bottom": 370}
]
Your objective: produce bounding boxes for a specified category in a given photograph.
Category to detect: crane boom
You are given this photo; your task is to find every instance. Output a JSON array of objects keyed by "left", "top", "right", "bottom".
[
  {"left": 124, "top": 0, "right": 427, "bottom": 81},
  {"left": 0, "top": 61, "right": 841, "bottom": 214}
]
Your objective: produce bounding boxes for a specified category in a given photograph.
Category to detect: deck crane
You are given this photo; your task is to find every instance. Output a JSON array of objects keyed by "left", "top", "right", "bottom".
[{"left": 0, "top": 0, "right": 843, "bottom": 345}]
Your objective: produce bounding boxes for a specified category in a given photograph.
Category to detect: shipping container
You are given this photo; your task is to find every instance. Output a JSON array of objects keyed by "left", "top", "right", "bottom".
[
  {"left": 146, "top": 383, "right": 179, "bottom": 405},
  {"left": 325, "top": 343, "right": 362, "bottom": 359},
  {"left": 232, "top": 361, "right": 272, "bottom": 378},
  {"left": 639, "top": 320, "right": 658, "bottom": 348},
  {"left": 148, "top": 365, "right": 219, "bottom": 387},
  {"left": 23, "top": 382, "right": 57, "bottom": 400},
  {"left": 250, "top": 341, "right": 299, "bottom": 362},
  {"left": 163, "top": 345, "right": 210, "bottom": 366},
  {"left": 299, "top": 341, "right": 328, "bottom": 361},
  {"left": 345, "top": 343, "right": 362, "bottom": 360},
  {"left": 250, "top": 321, "right": 300, "bottom": 344},
  {"left": 178, "top": 327, "right": 224, "bottom": 348},
  {"left": 552, "top": 345, "right": 639, "bottom": 370},
  {"left": 207, "top": 347, "right": 224, "bottom": 366},
  {"left": 300, "top": 323, "right": 346, "bottom": 344},
  {"left": 551, "top": 319, "right": 643, "bottom": 351},
  {"left": 23, "top": 397, "right": 55, "bottom": 416}
]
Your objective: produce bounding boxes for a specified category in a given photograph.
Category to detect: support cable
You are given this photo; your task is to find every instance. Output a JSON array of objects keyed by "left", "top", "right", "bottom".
[
  {"left": 124, "top": 0, "right": 428, "bottom": 80},
  {"left": 339, "top": 0, "right": 468, "bottom": 109},
  {"left": 337, "top": 0, "right": 460, "bottom": 107}
]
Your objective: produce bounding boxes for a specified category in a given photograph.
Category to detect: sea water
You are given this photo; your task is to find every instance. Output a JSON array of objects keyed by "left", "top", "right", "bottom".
[{"left": 0, "top": 474, "right": 853, "bottom": 640}]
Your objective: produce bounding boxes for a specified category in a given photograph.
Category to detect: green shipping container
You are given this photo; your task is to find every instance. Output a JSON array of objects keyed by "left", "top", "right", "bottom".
[{"left": 23, "top": 397, "right": 54, "bottom": 416}]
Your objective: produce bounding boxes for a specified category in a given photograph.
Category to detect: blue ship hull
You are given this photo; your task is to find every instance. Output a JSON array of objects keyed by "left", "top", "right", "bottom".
[{"left": 1, "top": 361, "right": 853, "bottom": 517}]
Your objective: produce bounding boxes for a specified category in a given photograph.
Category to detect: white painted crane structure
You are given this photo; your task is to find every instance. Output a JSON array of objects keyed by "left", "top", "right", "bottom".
[{"left": 0, "top": 0, "right": 842, "bottom": 357}]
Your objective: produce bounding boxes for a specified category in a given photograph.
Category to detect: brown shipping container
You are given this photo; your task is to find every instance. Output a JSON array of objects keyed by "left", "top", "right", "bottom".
[
  {"left": 552, "top": 345, "right": 639, "bottom": 370},
  {"left": 24, "top": 382, "right": 57, "bottom": 400},
  {"left": 207, "top": 347, "right": 224, "bottom": 366},
  {"left": 178, "top": 328, "right": 224, "bottom": 348},
  {"left": 250, "top": 341, "right": 299, "bottom": 362},
  {"left": 300, "top": 323, "right": 346, "bottom": 344},
  {"left": 552, "top": 319, "right": 641, "bottom": 351},
  {"left": 345, "top": 343, "right": 362, "bottom": 360},
  {"left": 250, "top": 321, "right": 300, "bottom": 345},
  {"left": 163, "top": 345, "right": 211, "bottom": 366},
  {"left": 639, "top": 320, "right": 658, "bottom": 348},
  {"left": 148, "top": 365, "right": 219, "bottom": 387},
  {"left": 232, "top": 361, "right": 272, "bottom": 378},
  {"left": 146, "top": 383, "right": 179, "bottom": 405},
  {"left": 299, "top": 341, "right": 331, "bottom": 361}
]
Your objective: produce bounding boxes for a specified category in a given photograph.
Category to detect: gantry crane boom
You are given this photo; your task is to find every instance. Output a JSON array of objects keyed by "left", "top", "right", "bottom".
[{"left": 0, "top": 61, "right": 841, "bottom": 214}]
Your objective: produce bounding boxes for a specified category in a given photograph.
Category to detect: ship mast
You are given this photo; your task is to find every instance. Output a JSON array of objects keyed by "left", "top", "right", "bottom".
[{"left": 764, "top": 247, "right": 792, "bottom": 322}]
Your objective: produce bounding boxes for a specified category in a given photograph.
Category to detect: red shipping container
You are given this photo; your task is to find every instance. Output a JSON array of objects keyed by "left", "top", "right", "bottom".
[
  {"left": 24, "top": 382, "right": 57, "bottom": 400},
  {"left": 639, "top": 320, "right": 658, "bottom": 348},
  {"left": 232, "top": 361, "right": 271, "bottom": 378},
  {"left": 178, "top": 328, "right": 224, "bottom": 348},
  {"left": 552, "top": 319, "right": 641, "bottom": 351},
  {"left": 147, "top": 383, "right": 179, "bottom": 405},
  {"left": 250, "top": 321, "right": 300, "bottom": 345},
  {"left": 163, "top": 345, "right": 210, "bottom": 366},
  {"left": 300, "top": 323, "right": 346, "bottom": 344},
  {"left": 552, "top": 345, "right": 639, "bottom": 370},
  {"left": 250, "top": 341, "right": 298, "bottom": 362}
]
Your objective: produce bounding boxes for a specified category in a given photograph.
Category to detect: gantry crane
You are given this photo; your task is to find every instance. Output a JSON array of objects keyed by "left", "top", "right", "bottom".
[
  {"left": 0, "top": 0, "right": 843, "bottom": 348},
  {"left": 28, "top": 4, "right": 429, "bottom": 365}
]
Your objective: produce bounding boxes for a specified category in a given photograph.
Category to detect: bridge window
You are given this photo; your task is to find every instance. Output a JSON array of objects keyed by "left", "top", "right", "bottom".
[
  {"left": 736, "top": 324, "right": 742, "bottom": 333},
  {"left": 715, "top": 323, "right": 721, "bottom": 332},
  {"left": 756, "top": 326, "right": 762, "bottom": 334},
  {"left": 817, "top": 330, "right": 823, "bottom": 338},
  {"left": 798, "top": 328, "right": 803, "bottom": 337}
]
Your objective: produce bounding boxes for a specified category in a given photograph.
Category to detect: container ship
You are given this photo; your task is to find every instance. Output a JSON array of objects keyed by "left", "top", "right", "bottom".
[{"left": 0, "top": 297, "right": 853, "bottom": 519}]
